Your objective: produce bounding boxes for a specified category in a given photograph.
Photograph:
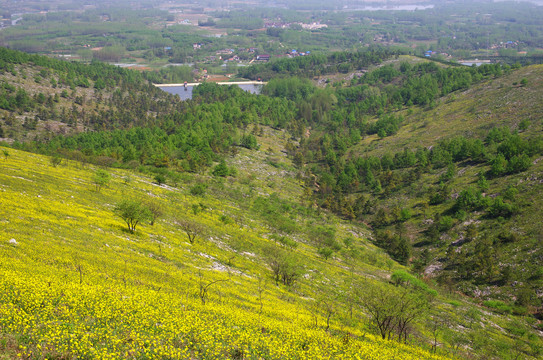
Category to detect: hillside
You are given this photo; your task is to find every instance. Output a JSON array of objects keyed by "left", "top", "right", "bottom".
[
  {"left": 2, "top": 144, "right": 543, "bottom": 359},
  {"left": 0, "top": 48, "right": 542, "bottom": 359},
  {"left": 0, "top": 47, "right": 178, "bottom": 143},
  {"left": 332, "top": 62, "right": 543, "bottom": 300},
  {"left": 351, "top": 63, "right": 543, "bottom": 155}
]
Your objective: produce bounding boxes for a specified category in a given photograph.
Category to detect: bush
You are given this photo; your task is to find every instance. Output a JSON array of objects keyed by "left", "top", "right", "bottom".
[
  {"left": 219, "top": 214, "right": 233, "bottom": 224},
  {"left": 455, "top": 187, "right": 483, "bottom": 211},
  {"left": 240, "top": 134, "right": 259, "bottom": 150},
  {"left": 212, "top": 160, "right": 230, "bottom": 177},
  {"left": 318, "top": 247, "right": 334, "bottom": 260},
  {"left": 391, "top": 270, "right": 438, "bottom": 296},
  {"left": 489, "top": 153, "right": 507, "bottom": 177},
  {"left": 190, "top": 184, "right": 207, "bottom": 196},
  {"left": 438, "top": 216, "right": 455, "bottom": 232},
  {"left": 154, "top": 173, "right": 166, "bottom": 185},
  {"left": 488, "top": 197, "right": 515, "bottom": 218},
  {"left": 50, "top": 154, "right": 62, "bottom": 167},
  {"left": 506, "top": 154, "right": 531, "bottom": 174},
  {"left": 483, "top": 300, "right": 512, "bottom": 314},
  {"left": 399, "top": 208, "right": 412, "bottom": 222},
  {"left": 272, "top": 235, "right": 298, "bottom": 249},
  {"left": 92, "top": 169, "right": 111, "bottom": 192}
]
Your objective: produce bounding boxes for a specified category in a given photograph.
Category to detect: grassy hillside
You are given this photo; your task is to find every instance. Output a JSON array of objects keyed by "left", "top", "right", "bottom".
[
  {"left": 338, "top": 63, "right": 543, "bottom": 298},
  {"left": 352, "top": 63, "right": 543, "bottom": 156},
  {"left": 1, "top": 143, "right": 542, "bottom": 359}
]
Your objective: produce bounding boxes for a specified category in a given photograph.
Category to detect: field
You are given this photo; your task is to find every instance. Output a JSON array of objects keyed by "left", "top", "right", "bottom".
[{"left": 0, "top": 146, "right": 454, "bottom": 359}]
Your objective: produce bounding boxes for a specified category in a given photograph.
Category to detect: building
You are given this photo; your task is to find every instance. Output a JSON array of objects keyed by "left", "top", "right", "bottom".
[{"left": 256, "top": 54, "right": 271, "bottom": 62}]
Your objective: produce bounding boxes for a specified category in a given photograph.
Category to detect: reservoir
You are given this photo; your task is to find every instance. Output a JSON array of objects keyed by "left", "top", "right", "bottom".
[
  {"left": 346, "top": 5, "right": 434, "bottom": 11},
  {"left": 156, "top": 82, "right": 264, "bottom": 100}
]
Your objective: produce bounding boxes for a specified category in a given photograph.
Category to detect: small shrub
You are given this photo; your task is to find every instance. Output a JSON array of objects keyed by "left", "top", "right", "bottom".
[
  {"left": 506, "top": 154, "right": 531, "bottom": 174},
  {"left": 190, "top": 184, "right": 207, "bottom": 196},
  {"left": 488, "top": 197, "right": 515, "bottom": 218},
  {"left": 212, "top": 160, "right": 230, "bottom": 177},
  {"left": 154, "top": 174, "right": 166, "bottom": 185},
  {"left": 272, "top": 235, "right": 298, "bottom": 249},
  {"left": 318, "top": 247, "right": 334, "bottom": 260},
  {"left": 438, "top": 216, "right": 454, "bottom": 232},
  {"left": 518, "top": 119, "right": 530, "bottom": 131},
  {"left": 448, "top": 300, "right": 462, "bottom": 307},
  {"left": 399, "top": 208, "right": 412, "bottom": 222},
  {"left": 219, "top": 214, "right": 233, "bottom": 225},
  {"left": 50, "top": 154, "right": 62, "bottom": 167},
  {"left": 391, "top": 270, "right": 438, "bottom": 296},
  {"left": 92, "top": 169, "right": 111, "bottom": 192},
  {"left": 483, "top": 300, "right": 512, "bottom": 315},
  {"left": 240, "top": 134, "right": 259, "bottom": 149}
]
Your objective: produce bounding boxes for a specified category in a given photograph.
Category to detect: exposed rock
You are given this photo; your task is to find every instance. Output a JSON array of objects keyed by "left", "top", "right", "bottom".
[{"left": 424, "top": 263, "right": 443, "bottom": 276}]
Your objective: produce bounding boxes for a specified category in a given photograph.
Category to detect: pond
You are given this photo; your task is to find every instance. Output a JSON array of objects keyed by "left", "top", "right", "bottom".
[
  {"left": 156, "top": 83, "right": 264, "bottom": 101},
  {"left": 348, "top": 4, "right": 434, "bottom": 11}
]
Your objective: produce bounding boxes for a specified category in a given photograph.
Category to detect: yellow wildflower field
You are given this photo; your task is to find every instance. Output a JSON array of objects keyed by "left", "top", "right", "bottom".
[{"left": 0, "top": 147, "right": 449, "bottom": 359}]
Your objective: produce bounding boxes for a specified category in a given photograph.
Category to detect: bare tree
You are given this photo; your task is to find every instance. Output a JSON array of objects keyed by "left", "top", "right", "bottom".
[
  {"left": 361, "top": 284, "right": 427, "bottom": 342},
  {"left": 177, "top": 219, "right": 204, "bottom": 244},
  {"left": 394, "top": 290, "right": 427, "bottom": 343},
  {"left": 198, "top": 271, "right": 229, "bottom": 305},
  {"left": 361, "top": 285, "right": 398, "bottom": 340}
]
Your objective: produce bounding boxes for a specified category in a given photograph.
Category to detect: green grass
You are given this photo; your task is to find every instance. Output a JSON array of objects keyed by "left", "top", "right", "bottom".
[{"left": 350, "top": 64, "right": 543, "bottom": 158}]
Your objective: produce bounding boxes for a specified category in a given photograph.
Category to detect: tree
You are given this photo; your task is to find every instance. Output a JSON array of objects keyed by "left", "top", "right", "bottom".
[
  {"left": 361, "top": 284, "right": 427, "bottom": 342},
  {"left": 198, "top": 271, "right": 229, "bottom": 305},
  {"left": 394, "top": 289, "right": 427, "bottom": 343},
  {"left": 92, "top": 169, "right": 111, "bottom": 192},
  {"left": 177, "top": 219, "right": 204, "bottom": 244},
  {"left": 212, "top": 160, "right": 230, "bottom": 177},
  {"left": 144, "top": 199, "right": 163, "bottom": 226},
  {"left": 264, "top": 245, "right": 301, "bottom": 286},
  {"left": 114, "top": 199, "right": 152, "bottom": 233},
  {"left": 309, "top": 225, "right": 340, "bottom": 254},
  {"left": 315, "top": 291, "right": 337, "bottom": 331},
  {"left": 361, "top": 285, "right": 397, "bottom": 340}
]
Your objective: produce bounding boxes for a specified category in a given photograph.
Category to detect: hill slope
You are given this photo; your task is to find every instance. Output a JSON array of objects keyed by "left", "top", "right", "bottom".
[
  {"left": 0, "top": 49, "right": 542, "bottom": 359},
  {"left": 1, "top": 143, "right": 542, "bottom": 359},
  {"left": 0, "top": 146, "right": 438, "bottom": 359},
  {"left": 338, "top": 63, "right": 543, "bottom": 299}
]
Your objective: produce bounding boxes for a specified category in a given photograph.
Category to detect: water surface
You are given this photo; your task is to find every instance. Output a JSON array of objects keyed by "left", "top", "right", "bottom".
[{"left": 158, "top": 83, "right": 263, "bottom": 100}]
